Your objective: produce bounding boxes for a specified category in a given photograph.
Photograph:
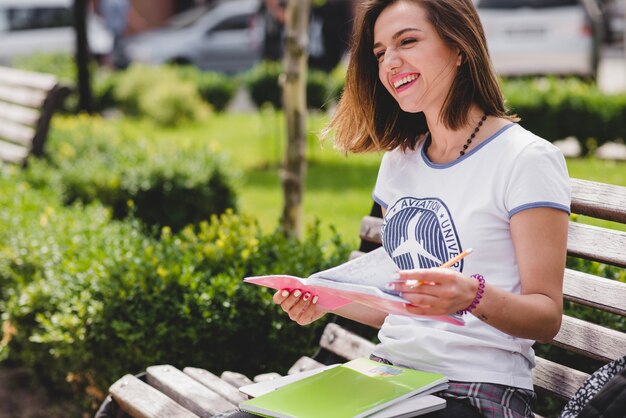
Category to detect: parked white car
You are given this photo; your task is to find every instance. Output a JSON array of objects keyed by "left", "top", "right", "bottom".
[
  {"left": 475, "top": 0, "right": 601, "bottom": 79},
  {"left": 121, "top": 0, "right": 264, "bottom": 74},
  {"left": 0, "top": 0, "right": 113, "bottom": 65}
]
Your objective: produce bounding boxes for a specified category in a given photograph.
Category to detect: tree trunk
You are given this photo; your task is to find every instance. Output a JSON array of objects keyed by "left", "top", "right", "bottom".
[
  {"left": 73, "top": 0, "right": 92, "bottom": 113},
  {"left": 281, "top": 0, "right": 310, "bottom": 238}
]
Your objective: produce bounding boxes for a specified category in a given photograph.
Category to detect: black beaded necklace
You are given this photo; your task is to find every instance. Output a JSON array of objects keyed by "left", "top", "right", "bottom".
[{"left": 458, "top": 113, "right": 488, "bottom": 158}]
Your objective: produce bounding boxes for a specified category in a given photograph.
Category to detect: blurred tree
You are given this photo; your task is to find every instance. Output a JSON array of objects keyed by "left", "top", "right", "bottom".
[
  {"left": 281, "top": 0, "right": 310, "bottom": 237},
  {"left": 73, "top": 0, "right": 93, "bottom": 113}
]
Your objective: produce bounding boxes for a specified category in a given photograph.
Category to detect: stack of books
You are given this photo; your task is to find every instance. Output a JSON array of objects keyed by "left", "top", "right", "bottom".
[{"left": 238, "top": 358, "right": 448, "bottom": 418}]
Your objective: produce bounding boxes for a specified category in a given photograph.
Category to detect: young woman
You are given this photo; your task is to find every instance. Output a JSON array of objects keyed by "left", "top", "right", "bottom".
[{"left": 274, "top": 0, "right": 571, "bottom": 417}]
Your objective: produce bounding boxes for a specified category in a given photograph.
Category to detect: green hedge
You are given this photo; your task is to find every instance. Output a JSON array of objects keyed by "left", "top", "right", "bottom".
[
  {"left": 502, "top": 77, "right": 626, "bottom": 151},
  {"left": 0, "top": 165, "right": 351, "bottom": 411}
]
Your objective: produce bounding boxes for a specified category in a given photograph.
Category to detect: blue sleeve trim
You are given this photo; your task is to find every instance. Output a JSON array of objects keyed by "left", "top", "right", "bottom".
[
  {"left": 508, "top": 202, "right": 571, "bottom": 219},
  {"left": 373, "top": 194, "right": 388, "bottom": 210}
]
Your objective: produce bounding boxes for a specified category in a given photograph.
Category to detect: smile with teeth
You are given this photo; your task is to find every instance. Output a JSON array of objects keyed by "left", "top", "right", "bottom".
[{"left": 393, "top": 74, "right": 419, "bottom": 89}]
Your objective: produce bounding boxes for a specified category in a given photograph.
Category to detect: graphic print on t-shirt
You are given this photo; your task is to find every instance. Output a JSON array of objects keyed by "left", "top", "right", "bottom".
[{"left": 382, "top": 197, "right": 465, "bottom": 271}]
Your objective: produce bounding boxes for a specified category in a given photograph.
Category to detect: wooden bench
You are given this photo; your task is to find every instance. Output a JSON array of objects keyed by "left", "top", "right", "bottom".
[
  {"left": 0, "top": 66, "right": 71, "bottom": 165},
  {"left": 101, "top": 177, "right": 626, "bottom": 418}
]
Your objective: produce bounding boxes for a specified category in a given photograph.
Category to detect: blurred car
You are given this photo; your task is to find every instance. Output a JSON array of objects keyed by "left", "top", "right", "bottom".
[
  {"left": 121, "top": 0, "right": 264, "bottom": 74},
  {"left": 475, "top": 0, "right": 601, "bottom": 79},
  {"left": 0, "top": 0, "right": 113, "bottom": 65}
]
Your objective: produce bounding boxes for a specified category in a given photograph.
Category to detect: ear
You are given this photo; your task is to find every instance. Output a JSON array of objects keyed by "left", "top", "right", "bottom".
[{"left": 456, "top": 50, "right": 464, "bottom": 66}]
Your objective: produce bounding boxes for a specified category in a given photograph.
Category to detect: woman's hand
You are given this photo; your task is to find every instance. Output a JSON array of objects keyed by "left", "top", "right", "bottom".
[
  {"left": 388, "top": 268, "right": 478, "bottom": 316},
  {"left": 273, "top": 289, "right": 327, "bottom": 326}
]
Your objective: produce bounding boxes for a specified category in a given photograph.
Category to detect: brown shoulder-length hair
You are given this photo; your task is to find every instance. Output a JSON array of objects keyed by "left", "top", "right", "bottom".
[{"left": 325, "top": 0, "right": 518, "bottom": 153}]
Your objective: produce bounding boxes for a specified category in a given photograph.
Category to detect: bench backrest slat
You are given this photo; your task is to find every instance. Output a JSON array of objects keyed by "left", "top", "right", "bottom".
[
  {"left": 0, "top": 85, "right": 49, "bottom": 109},
  {"left": 0, "top": 66, "right": 58, "bottom": 91},
  {"left": 0, "top": 66, "right": 71, "bottom": 165},
  {"left": 319, "top": 322, "right": 375, "bottom": 361},
  {"left": 0, "top": 102, "right": 41, "bottom": 126},
  {"left": 563, "top": 269, "right": 626, "bottom": 315},
  {"left": 0, "top": 120, "right": 36, "bottom": 147},
  {"left": 359, "top": 216, "right": 383, "bottom": 245},
  {"left": 0, "top": 142, "right": 29, "bottom": 163},
  {"left": 567, "top": 222, "right": 626, "bottom": 268},
  {"left": 571, "top": 178, "right": 626, "bottom": 224}
]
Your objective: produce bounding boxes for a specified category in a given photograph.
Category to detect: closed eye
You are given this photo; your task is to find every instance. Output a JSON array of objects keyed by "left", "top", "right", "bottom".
[
  {"left": 400, "top": 38, "right": 417, "bottom": 47},
  {"left": 374, "top": 50, "right": 385, "bottom": 62}
]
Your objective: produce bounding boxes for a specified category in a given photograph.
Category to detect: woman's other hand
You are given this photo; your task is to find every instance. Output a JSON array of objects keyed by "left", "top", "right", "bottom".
[
  {"left": 388, "top": 268, "right": 478, "bottom": 316},
  {"left": 273, "top": 289, "right": 327, "bottom": 325}
]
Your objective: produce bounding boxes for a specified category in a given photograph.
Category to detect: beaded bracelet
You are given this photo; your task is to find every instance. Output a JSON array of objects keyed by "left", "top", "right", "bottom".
[{"left": 456, "top": 274, "right": 485, "bottom": 315}]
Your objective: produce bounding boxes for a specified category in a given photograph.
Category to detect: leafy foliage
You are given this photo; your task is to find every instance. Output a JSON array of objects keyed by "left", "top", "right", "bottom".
[{"left": 0, "top": 164, "right": 351, "bottom": 411}]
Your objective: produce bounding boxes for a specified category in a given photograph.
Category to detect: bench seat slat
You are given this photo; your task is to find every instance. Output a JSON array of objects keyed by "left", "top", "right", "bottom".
[
  {"left": 0, "top": 85, "right": 48, "bottom": 108},
  {"left": 146, "top": 365, "right": 235, "bottom": 418},
  {"left": 571, "top": 178, "right": 626, "bottom": 224},
  {"left": 109, "top": 374, "right": 200, "bottom": 418},
  {"left": 567, "top": 222, "right": 626, "bottom": 268},
  {"left": 184, "top": 367, "right": 248, "bottom": 405},
  {"left": 551, "top": 315, "right": 626, "bottom": 362},
  {"left": 532, "top": 357, "right": 589, "bottom": 400},
  {"left": 288, "top": 356, "right": 325, "bottom": 375},
  {"left": 220, "top": 371, "right": 253, "bottom": 389}
]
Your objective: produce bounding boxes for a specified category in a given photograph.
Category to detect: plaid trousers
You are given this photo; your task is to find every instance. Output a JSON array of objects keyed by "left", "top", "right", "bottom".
[{"left": 370, "top": 354, "right": 535, "bottom": 418}]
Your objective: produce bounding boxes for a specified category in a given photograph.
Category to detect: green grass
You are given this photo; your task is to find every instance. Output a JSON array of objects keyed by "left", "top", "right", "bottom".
[
  {"left": 103, "top": 112, "right": 626, "bottom": 246},
  {"left": 149, "top": 111, "right": 382, "bottom": 247}
]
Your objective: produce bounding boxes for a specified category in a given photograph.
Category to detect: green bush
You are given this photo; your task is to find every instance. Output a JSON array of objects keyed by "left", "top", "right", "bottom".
[
  {"left": 245, "top": 62, "right": 339, "bottom": 110},
  {"left": 12, "top": 52, "right": 78, "bottom": 113},
  {"left": 92, "top": 69, "right": 122, "bottom": 112},
  {"left": 12, "top": 52, "right": 75, "bottom": 83},
  {"left": 27, "top": 116, "right": 239, "bottom": 232},
  {"left": 174, "top": 66, "right": 238, "bottom": 112},
  {"left": 114, "top": 64, "right": 211, "bottom": 126},
  {"left": 0, "top": 165, "right": 351, "bottom": 411},
  {"left": 245, "top": 61, "right": 283, "bottom": 109},
  {"left": 307, "top": 69, "right": 333, "bottom": 111}
]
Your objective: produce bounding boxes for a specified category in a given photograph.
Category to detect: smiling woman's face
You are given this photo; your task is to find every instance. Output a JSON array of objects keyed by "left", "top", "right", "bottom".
[{"left": 373, "top": 1, "right": 461, "bottom": 115}]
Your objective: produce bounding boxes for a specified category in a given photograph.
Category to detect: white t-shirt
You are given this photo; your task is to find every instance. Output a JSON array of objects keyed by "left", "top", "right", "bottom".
[{"left": 371, "top": 123, "right": 571, "bottom": 390}]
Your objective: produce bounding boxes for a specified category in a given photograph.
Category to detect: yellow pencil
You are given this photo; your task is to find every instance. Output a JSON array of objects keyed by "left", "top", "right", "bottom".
[{"left": 439, "top": 248, "right": 474, "bottom": 268}]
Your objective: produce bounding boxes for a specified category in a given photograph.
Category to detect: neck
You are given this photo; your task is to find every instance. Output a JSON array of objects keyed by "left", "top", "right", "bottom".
[{"left": 424, "top": 109, "right": 486, "bottom": 163}]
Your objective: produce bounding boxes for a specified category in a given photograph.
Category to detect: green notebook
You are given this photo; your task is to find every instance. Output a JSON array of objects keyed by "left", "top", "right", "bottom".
[{"left": 239, "top": 358, "right": 448, "bottom": 418}]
